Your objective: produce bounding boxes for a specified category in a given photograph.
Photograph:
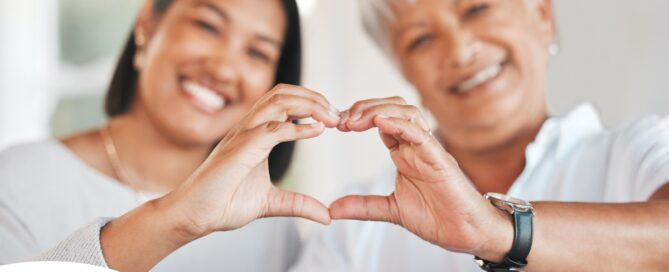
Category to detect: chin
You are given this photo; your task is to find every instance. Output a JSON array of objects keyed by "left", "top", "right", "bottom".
[
  {"left": 159, "top": 118, "right": 229, "bottom": 147},
  {"left": 443, "top": 106, "right": 525, "bottom": 150}
]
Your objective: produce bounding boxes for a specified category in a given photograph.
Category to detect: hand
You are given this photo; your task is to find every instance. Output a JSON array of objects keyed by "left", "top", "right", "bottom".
[
  {"left": 167, "top": 84, "right": 340, "bottom": 237},
  {"left": 331, "top": 97, "right": 512, "bottom": 260}
]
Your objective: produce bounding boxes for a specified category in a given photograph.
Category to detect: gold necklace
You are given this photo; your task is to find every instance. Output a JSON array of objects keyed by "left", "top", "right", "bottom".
[{"left": 99, "top": 124, "right": 139, "bottom": 189}]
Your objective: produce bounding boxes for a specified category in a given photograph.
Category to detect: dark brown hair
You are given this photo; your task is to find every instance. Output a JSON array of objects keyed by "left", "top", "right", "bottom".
[{"left": 105, "top": 0, "right": 301, "bottom": 182}]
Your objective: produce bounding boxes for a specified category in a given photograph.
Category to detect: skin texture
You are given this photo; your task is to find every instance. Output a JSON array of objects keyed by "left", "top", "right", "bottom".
[
  {"left": 328, "top": 0, "right": 669, "bottom": 271},
  {"left": 58, "top": 0, "right": 338, "bottom": 271},
  {"left": 391, "top": 0, "right": 553, "bottom": 193},
  {"left": 101, "top": 84, "right": 339, "bottom": 271},
  {"left": 56, "top": 0, "right": 669, "bottom": 270},
  {"left": 63, "top": 0, "right": 287, "bottom": 193}
]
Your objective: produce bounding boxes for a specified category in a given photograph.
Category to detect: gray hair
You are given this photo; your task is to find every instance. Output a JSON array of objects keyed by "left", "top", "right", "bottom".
[
  {"left": 359, "top": 0, "right": 543, "bottom": 59},
  {"left": 359, "top": 0, "right": 405, "bottom": 58}
]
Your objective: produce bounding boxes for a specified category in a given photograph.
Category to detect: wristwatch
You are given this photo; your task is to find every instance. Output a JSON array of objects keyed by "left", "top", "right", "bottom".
[{"left": 474, "top": 193, "right": 534, "bottom": 272}]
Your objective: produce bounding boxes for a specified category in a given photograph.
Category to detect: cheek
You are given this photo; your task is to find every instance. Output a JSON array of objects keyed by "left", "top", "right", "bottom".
[
  {"left": 141, "top": 27, "right": 212, "bottom": 88},
  {"left": 240, "top": 64, "right": 276, "bottom": 101},
  {"left": 492, "top": 14, "right": 550, "bottom": 73},
  {"left": 403, "top": 54, "right": 440, "bottom": 93}
]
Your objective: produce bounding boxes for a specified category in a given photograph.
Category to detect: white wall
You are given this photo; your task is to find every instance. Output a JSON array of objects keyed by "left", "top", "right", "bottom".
[
  {"left": 548, "top": 0, "right": 669, "bottom": 125},
  {"left": 0, "top": 0, "right": 59, "bottom": 151},
  {"left": 291, "top": 0, "right": 669, "bottom": 206}
]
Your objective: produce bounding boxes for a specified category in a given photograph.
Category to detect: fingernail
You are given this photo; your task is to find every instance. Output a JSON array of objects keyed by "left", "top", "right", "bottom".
[
  {"left": 377, "top": 114, "right": 389, "bottom": 119},
  {"left": 350, "top": 112, "right": 362, "bottom": 122},
  {"left": 310, "top": 122, "right": 324, "bottom": 128},
  {"left": 329, "top": 106, "right": 340, "bottom": 119}
]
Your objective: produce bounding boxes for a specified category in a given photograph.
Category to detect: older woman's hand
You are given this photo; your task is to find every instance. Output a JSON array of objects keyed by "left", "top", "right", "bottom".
[{"left": 330, "top": 97, "right": 512, "bottom": 260}]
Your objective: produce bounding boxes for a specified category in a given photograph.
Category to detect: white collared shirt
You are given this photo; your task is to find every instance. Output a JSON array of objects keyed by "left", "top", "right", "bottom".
[{"left": 291, "top": 104, "right": 669, "bottom": 272}]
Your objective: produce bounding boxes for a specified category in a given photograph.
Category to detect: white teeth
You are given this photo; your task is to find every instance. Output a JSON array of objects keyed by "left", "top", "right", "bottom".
[
  {"left": 455, "top": 63, "right": 502, "bottom": 93},
  {"left": 182, "top": 81, "right": 226, "bottom": 111}
]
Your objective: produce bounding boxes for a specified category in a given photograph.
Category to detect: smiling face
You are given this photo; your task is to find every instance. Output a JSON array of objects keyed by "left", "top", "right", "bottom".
[
  {"left": 386, "top": 0, "right": 555, "bottom": 152},
  {"left": 132, "top": 0, "right": 286, "bottom": 146}
]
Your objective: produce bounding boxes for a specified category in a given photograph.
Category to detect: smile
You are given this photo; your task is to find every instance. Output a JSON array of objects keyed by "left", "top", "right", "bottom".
[
  {"left": 181, "top": 80, "right": 227, "bottom": 113},
  {"left": 451, "top": 62, "right": 504, "bottom": 94}
]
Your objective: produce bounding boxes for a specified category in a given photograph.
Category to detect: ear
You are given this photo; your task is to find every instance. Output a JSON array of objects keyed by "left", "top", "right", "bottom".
[
  {"left": 133, "top": 0, "right": 157, "bottom": 70},
  {"left": 529, "top": 0, "right": 557, "bottom": 45}
]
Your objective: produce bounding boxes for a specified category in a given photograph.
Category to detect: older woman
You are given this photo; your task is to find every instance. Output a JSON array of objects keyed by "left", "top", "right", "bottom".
[{"left": 293, "top": 0, "right": 669, "bottom": 271}]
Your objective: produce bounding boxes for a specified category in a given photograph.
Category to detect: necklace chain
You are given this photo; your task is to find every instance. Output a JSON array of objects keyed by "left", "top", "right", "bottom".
[{"left": 99, "top": 124, "right": 139, "bottom": 189}]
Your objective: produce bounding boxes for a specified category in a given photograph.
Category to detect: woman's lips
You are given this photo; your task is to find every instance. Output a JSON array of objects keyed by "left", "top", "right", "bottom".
[
  {"left": 450, "top": 62, "right": 505, "bottom": 94},
  {"left": 181, "top": 80, "right": 227, "bottom": 114}
]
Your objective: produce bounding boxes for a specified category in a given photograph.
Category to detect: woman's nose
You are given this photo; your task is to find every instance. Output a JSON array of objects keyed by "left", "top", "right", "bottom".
[
  {"left": 442, "top": 30, "right": 480, "bottom": 69},
  {"left": 205, "top": 42, "right": 242, "bottom": 88}
]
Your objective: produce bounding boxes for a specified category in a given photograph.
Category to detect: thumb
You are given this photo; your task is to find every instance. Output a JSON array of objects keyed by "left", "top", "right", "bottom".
[
  {"left": 262, "top": 187, "right": 331, "bottom": 225},
  {"left": 329, "top": 194, "right": 399, "bottom": 224}
]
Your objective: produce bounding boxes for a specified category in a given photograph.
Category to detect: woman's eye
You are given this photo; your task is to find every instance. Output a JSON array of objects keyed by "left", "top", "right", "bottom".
[
  {"left": 248, "top": 48, "right": 271, "bottom": 63},
  {"left": 407, "top": 33, "right": 434, "bottom": 53},
  {"left": 195, "top": 20, "right": 219, "bottom": 35},
  {"left": 464, "top": 3, "right": 489, "bottom": 19}
]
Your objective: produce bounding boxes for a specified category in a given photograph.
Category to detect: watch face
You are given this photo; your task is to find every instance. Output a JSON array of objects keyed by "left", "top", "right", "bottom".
[{"left": 484, "top": 193, "right": 532, "bottom": 212}]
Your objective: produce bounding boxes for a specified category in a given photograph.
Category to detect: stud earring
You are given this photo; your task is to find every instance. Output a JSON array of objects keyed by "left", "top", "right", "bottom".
[
  {"left": 135, "top": 33, "right": 146, "bottom": 47},
  {"left": 548, "top": 42, "right": 560, "bottom": 56}
]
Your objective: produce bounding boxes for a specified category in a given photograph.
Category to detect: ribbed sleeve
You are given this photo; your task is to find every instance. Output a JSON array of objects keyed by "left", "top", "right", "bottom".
[{"left": 29, "top": 218, "right": 114, "bottom": 268}]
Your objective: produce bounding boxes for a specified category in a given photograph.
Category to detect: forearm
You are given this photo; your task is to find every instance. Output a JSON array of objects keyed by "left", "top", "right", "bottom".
[
  {"left": 524, "top": 201, "right": 669, "bottom": 272},
  {"left": 100, "top": 193, "right": 203, "bottom": 272}
]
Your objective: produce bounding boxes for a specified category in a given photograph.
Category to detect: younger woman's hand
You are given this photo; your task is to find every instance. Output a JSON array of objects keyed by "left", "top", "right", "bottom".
[{"left": 168, "top": 84, "right": 340, "bottom": 237}]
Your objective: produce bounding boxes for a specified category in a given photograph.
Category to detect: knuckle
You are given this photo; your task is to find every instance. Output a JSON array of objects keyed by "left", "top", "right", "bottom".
[
  {"left": 391, "top": 96, "right": 407, "bottom": 104},
  {"left": 274, "top": 83, "right": 289, "bottom": 90},
  {"left": 264, "top": 121, "right": 284, "bottom": 133},
  {"left": 406, "top": 105, "right": 421, "bottom": 116},
  {"left": 314, "top": 92, "right": 329, "bottom": 103},
  {"left": 349, "top": 101, "right": 365, "bottom": 113},
  {"left": 268, "top": 93, "right": 288, "bottom": 105},
  {"left": 292, "top": 193, "right": 305, "bottom": 216}
]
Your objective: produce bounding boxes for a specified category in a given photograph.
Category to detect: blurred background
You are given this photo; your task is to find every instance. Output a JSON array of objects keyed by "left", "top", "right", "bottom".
[{"left": 1, "top": 0, "right": 668, "bottom": 226}]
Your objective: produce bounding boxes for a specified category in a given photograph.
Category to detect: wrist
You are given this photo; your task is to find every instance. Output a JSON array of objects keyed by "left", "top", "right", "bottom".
[
  {"left": 153, "top": 191, "right": 211, "bottom": 243},
  {"left": 99, "top": 194, "right": 204, "bottom": 271},
  {"left": 472, "top": 205, "right": 514, "bottom": 262}
]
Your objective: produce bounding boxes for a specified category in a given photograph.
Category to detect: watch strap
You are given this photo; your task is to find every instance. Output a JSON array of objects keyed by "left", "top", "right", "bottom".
[
  {"left": 508, "top": 209, "right": 533, "bottom": 264},
  {"left": 476, "top": 209, "right": 533, "bottom": 271}
]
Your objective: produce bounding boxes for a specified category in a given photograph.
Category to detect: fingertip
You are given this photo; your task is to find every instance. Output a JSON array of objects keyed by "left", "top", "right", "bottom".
[
  {"left": 309, "top": 122, "right": 325, "bottom": 129},
  {"left": 325, "top": 118, "right": 341, "bottom": 128},
  {"left": 301, "top": 195, "right": 332, "bottom": 225},
  {"left": 318, "top": 214, "right": 332, "bottom": 225},
  {"left": 328, "top": 196, "right": 353, "bottom": 219},
  {"left": 336, "top": 120, "right": 352, "bottom": 132},
  {"left": 346, "top": 118, "right": 372, "bottom": 132}
]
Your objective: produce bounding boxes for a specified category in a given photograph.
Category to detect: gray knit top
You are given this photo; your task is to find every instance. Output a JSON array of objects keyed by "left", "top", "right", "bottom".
[{"left": 0, "top": 140, "right": 301, "bottom": 271}]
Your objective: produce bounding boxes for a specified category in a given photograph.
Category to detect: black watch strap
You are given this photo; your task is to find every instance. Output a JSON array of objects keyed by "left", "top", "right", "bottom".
[
  {"left": 477, "top": 209, "right": 533, "bottom": 271},
  {"left": 508, "top": 209, "right": 533, "bottom": 264}
]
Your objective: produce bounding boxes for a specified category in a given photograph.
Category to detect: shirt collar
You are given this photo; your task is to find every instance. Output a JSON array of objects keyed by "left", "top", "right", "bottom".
[{"left": 527, "top": 103, "right": 604, "bottom": 164}]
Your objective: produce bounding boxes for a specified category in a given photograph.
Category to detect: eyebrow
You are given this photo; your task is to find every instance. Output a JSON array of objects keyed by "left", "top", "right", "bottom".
[
  {"left": 194, "top": 1, "right": 281, "bottom": 48},
  {"left": 255, "top": 34, "right": 281, "bottom": 48},
  {"left": 396, "top": 0, "right": 464, "bottom": 36},
  {"left": 194, "top": 1, "right": 230, "bottom": 22},
  {"left": 397, "top": 21, "right": 430, "bottom": 37}
]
